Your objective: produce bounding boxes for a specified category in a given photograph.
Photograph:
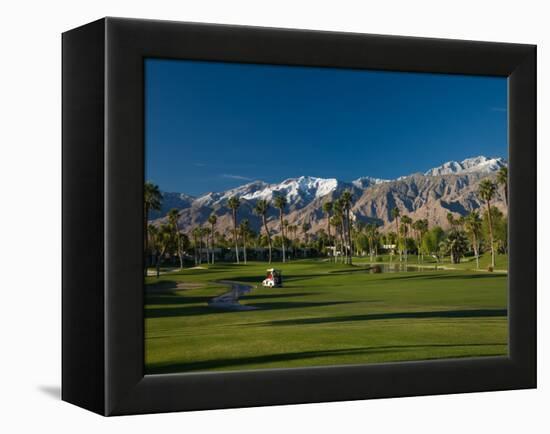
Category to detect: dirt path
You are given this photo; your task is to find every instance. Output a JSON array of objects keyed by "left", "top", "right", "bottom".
[{"left": 208, "top": 281, "right": 258, "bottom": 311}]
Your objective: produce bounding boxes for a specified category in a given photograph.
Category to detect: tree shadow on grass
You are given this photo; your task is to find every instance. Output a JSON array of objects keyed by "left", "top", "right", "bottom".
[
  {"left": 145, "top": 280, "right": 180, "bottom": 292},
  {"left": 145, "top": 291, "right": 326, "bottom": 307},
  {"left": 261, "top": 308, "right": 507, "bottom": 327},
  {"left": 145, "top": 300, "right": 354, "bottom": 319},
  {"left": 146, "top": 294, "right": 213, "bottom": 305},
  {"left": 145, "top": 342, "right": 507, "bottom": 374},
  {"left": 242, "top": 292, "right": 323, "bottom": 300}
]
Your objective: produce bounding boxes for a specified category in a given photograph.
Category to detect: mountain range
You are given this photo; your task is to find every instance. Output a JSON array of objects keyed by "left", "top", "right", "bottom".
[{"left": 150, "top": 156, "right": 507, "bottom": 235}]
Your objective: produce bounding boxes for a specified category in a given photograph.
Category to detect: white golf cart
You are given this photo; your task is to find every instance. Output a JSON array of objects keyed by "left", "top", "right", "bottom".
[{"left": 262, "top": 268, "right": 283, "bottom": 288}]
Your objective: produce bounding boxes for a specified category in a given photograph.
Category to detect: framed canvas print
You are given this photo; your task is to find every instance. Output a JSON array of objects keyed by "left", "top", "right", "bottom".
[{"left": 62, "top": 17, "right": 536, "bottom": 416}]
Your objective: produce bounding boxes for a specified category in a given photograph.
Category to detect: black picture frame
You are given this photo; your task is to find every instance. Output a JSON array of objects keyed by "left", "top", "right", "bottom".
[{"left": 62, "top": 17, "right": 536, "bottom": 416}]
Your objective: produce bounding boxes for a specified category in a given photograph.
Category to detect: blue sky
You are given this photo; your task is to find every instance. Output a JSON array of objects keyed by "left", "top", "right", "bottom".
[{"left": 145, "top": 58, "right": 507, "bottom": 196}]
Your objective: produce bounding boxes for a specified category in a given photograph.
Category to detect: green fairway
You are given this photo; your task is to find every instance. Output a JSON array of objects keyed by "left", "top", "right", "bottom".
[{"left": 145, "top": 260, "right": 508, "bottom": 374}]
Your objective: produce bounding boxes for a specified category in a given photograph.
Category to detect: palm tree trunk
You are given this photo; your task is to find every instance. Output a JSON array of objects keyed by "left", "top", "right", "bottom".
[
  {"left": 327, "top": 218, "right": 332, "bottom": 261},
  {"left": 486, "top": 201, "right": 495, "bottom": 268},
  {"left": 199, "top": 233, "right": 202, "bottom": 265},
  {"left": 243, "top": 233, "right": 247, "bottom": 264},
  {"left": 280, "top": 213, "right": 286, "bottom": 263},
  {"left": 369, "top": 238, "right": 373, "bottom": 262},
  {"left": 263, "top": 216, "right": 272, "bottom": 263},
  {"left": 292, "top": 229, "right": 297, "bottom": 259},
  {"left": 337, "top": 224, "right": 342, "bottom": 263},
  {"left": 343, "top": 215, "right": 348, "bottom": 264},
  {"left": 349, "top": 217, "right": 353, "bottom": 264},
  {"left": 232, "top": 209, "right": 239, "bottom": 264},
  {"left": 404, "top": 229, "right": 408, "bottom": 264},
  {"left": 395, "top": 217, "right": 401, "bottom": 263},
  {"left": 155, "top": 250, "right": 161, "bottom": 278},
  {"left": 346, "top": 210, "right": 352, "bottom": 265},
  {"left": 178, "top": 249, "right": 184, "bottom": 269},
  {"left": 417, "top": 237, "right": 420, "bottom": 264},
  {"left": 211, "top": 225, "right": 215, "bottom": 264},
  {"left": 473, "top": 233, "right": 480, "bottom": 269}
]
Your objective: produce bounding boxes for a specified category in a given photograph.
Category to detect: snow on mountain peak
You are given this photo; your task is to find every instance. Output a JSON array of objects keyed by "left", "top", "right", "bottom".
[
  {"left": 424, "top": 156, "right": 507, "bottom": 176},
  {"left": 352, "top": 176, "right": 390, "bottom": 188},
  {"left": 240, "top": 176, "right": 339, "bottom": 202},
  {"left": 193, "top": 176, "right": 339, "bottom": 207}
]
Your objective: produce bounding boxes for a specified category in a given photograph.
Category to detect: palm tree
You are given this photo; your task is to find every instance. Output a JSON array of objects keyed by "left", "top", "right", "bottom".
[
  {"left": 274, "top": 195, "right": 288, "bottom": 263},
  {"left": 413, "top": 219, "right": 429, "bottom": 262},
  {"left": 144, "top": 182, "right": 162, "bottom": 274},
  {"left": 322, "top": 201, "right": 333, "bottom": 261},
  {"left": 147, "top": 224, "right": 159, "bottom": 275},
  {"left": 497, "top": 166, "right": 508, "bottom": 207},
  {"left": 227, "top": 196, "right": 241, "bottom": 263},
  {"left": 365, "top": 224, "right": 376, "bottom": 262},
  {"left": 254, "top": 199, "right": 272, "bottom": 263},
  {"left": 239, "top": 219, "right": 250, "bottom": 264},
  {"left": 333, "top": 199, "right": 345, "bottom": 263},
  {"left": 301, "top": 222, "right": 311, "bottom": 257},
  {"left": 340, "top": 190, "right": 354, "bottom": 265},
  {"left": 441, "top": 230, "right": 469, "bottom": 264},
  {"left": 283, "top": 219, "right": 290, "bottom": 260},
  {"left": 400, "top": 215, "right": 412, "bottom": 263},
  {"left": 464, "top": 211, "right": 482, "bottom": 269},
  {"left": 287, "top": 224, "right": 296, "bottom": 258},
  {"left": 350, "top": 222, "right": 359, "bottom": 257},
  {"left": 202, "top": 226, "right": 212, "bottom": 264},
  {"left": 372, "top": 224, "right": 380, "bottom": 258},
  {"left": 198, "top": 226, "right": 206, "bottom": 264},
  {"left": 411, "top": 219, "right": 421, "bottom": 262},
  {"left": 330, "top": 215, "right": 343, "bottom": 262},
  {"left": 387, "top": 231, "right": 397, "bottom": 264},
  {"left": 167, "top": 209, "right": 184, "bottom": 269},
  {"left": 207, "top": 214, "right": 217, "bottom": 264},
  {"left": 391, "top": 207, "right": 401, "bottom": 262},
  {"left": 151, "top": 224, "right": 173, "bottom": 278},
  {"left": 446, "top": 212, "right": 457, "bottom": 230},
  {"left": 191, "top": 227, "right": 201, "bottom": 265},
  {"left": 479, "top": 179, "right": 497, "bottom": 268}
]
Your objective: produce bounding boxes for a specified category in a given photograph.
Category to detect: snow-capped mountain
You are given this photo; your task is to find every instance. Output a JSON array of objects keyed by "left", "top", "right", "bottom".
[
  {"left": 424, "top": 156, "right": 507, "bottom": 176},
  {"left": 150, "top": 156, "right": 507, "bottom": 233},
  {"left": 195, "top": 176, "right": 341, "bottom": 209},
  {"left": 352, "top": 176, "right": 390, "bottom": 189}
]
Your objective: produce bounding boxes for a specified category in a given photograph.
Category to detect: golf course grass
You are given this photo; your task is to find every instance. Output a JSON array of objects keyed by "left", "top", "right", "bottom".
[{"left": 145, "top": 258, "right": 508, "bottom": 374}]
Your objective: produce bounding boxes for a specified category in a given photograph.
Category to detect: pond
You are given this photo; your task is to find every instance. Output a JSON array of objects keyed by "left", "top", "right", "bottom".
[{"left": 330, "top": 263, "right": 431, "bottom": 275}]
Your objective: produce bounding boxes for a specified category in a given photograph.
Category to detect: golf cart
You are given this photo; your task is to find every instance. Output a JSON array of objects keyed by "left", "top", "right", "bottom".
[{"left": 262, "top": 268, "right": 283, "bottom": 288}]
